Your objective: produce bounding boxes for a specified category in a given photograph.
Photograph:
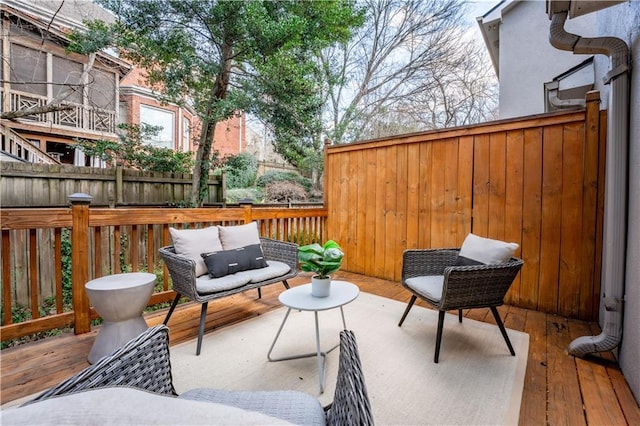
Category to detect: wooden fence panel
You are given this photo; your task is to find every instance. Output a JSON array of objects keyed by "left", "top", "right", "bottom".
[
  {"left": 0, "top": 205, "right": 327, "bottom": 341},
  {"left": 0, "top": 163, "right": 223, "bottom": 207},
  {"left": 325, "top": 106, "right": 605, "bottom": 320}
]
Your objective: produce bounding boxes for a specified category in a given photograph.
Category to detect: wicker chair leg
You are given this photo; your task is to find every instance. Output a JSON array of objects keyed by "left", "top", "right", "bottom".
[
  {"left": 163, "top": 293, "right": 181, "bottom": 325},
  {"left": 282, "top": 280, "right": 290, "bottom": 290},
  {"left": 435, "top": 310, "right": 446, "bottom": 363},
  {"left": 490, "top": 306, "right": 515, "bottom": 356},
  {"left": 258, "top": 288, "right": 262, "bottom": 299},
  {"left": 398, "top": 295, "right": 417, "bottom": 327},
  {"left": 196, "top": 302, "right": 208, "bottom": 356}
]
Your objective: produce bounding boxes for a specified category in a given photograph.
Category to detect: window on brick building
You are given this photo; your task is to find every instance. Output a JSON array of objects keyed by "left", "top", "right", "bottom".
[{"left": 140, "top": 105, "right": 174, "bottom": 149}]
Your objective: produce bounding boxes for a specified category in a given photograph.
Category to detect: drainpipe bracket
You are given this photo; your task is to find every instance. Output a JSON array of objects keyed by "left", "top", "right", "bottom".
[
  {"left": 603, "top": 296, "right": 622, "bottom": 311},
  {"left": 603, "top": 63, "right": 630, "bottom": 84}
]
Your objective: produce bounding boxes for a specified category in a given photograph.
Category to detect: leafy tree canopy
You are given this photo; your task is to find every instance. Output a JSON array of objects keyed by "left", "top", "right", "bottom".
[
  {"left": 70, "top": 0, "right": 364, "bottom": 205},
  {"left": 76, "top": 123, "right": 195, "bottom": 173}
]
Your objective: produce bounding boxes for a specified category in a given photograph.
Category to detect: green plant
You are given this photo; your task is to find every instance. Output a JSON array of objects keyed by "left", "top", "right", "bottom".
[
  {"left": 61, "top": 228, "right": 72, "bottom": 307},
  {"left": 298, "top": 240, "right": 344, "bottom": 279},
  {"left": 76, "top": 123, "right": 195, "bottom": 172},
  {"left": 223, "top": 152, "right": 258, "bottom": 189},
  {"left": 257, "top": 171, "right": 312, "bottom": 192},
  {"left": 287, "top": 230, "right": 320, "bottom": 245},
  {"left": 225, "top": 188, "right": 264, "bottom": 204}
]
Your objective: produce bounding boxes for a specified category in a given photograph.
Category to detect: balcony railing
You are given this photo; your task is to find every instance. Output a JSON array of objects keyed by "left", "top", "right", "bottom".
[
  {"left": 6, "top": 89, "right": 117, "bottom": 134},
  {"left": 0, "top": 201, "right": 327, "bottom": 342}
]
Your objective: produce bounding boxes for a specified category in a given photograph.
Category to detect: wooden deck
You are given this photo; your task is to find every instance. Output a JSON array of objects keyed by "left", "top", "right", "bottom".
[{"left": 2, "top": 271, "right": 639, "bottom": 424}]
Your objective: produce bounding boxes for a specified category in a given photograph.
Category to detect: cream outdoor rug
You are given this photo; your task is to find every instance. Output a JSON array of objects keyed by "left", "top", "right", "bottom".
[{"left": 170, "top": 292, "right": 529, "bottom": 425}]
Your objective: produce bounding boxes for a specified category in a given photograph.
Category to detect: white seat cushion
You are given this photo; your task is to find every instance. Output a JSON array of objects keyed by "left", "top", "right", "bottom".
[
  {"left": 196, "top": 273, "right": 251, "bottom": 294},
  {"left": 405, "top": 275, "right": 444, "bottom": 303},
  {"left": 195, "top": 261, "right": 291, "bottom": 294},
  {"left": 246, "top": 261, "right": 291, "bottom": 283}
]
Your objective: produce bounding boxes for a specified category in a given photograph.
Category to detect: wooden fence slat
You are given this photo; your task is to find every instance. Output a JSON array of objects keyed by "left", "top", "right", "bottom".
[
  {"left": 538, "top": 125, "right": 564, "bottom": 314},
  {"left": 443, "top": 139, "right": 459, "bottom": 247},
  {"left": 373, "top": 149, "right": 387, "bottom": 278},
  {"left": 559, "top": 123, "right": 585, "bottom": 317},
  {"left": 383, "top": 145, "right": 398, "bottom": 279},
  {"left": 418, "top": 142, "right": 432, "bottom": 248},
  {"left": 354, "top": 150, "right": 367, "bottom": 274},
  {"left": 29, "top": 229, "right": 39, "bottom": 320},
  {"left": 456, "top": 136, "right": 474, "bottom": 245},
  {"left": 504, "top": 130, "right": 525, "bottom": 306},
  {"left": 2, "top": 231, "right": 12, "bottom": 325},
  {"left": 472, "top": 134, "right": 491, "bottom": 236},
  {"left": 488, "top": 132, "right": 507, "bottom": 241},
  {"left": 364, "top": 149, "right": 377, "bottom": 275},
  {"left": 430, "top": 141, "right": 447, "bottom": 248},
  {"left": 395, "top": 144, "right": 408, "bottom": 282},
  {"left": 54, "top": 228, "right": 63, "bottom": 314}
]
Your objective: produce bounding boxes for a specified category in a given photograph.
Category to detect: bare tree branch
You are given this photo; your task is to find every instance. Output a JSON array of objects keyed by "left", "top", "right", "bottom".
[{"left": 320, "top": 0, "right": 497, "bottom": 142}]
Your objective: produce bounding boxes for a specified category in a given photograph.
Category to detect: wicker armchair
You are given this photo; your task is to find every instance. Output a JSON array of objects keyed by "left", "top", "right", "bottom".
[
  {"left": 398, "top": 248, "right": 524, "bottom": 363},
  {"left": 25, "top": 326, "right": 373, "bottom": 426},
  {"left": 159, "top": 237, "right": 298, "bottom": 355}
]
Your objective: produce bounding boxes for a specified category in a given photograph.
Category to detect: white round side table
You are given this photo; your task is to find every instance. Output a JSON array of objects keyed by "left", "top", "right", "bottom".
[
  {"left": 267, "top": 280, "right": 359, "bottom": 393},
  {"left": 85, "top": 272, "right": 156, "bottom": 364}
]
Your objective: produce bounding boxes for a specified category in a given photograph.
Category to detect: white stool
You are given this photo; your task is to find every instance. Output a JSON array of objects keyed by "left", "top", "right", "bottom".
[{"left": 85, "top": 272, "right": 156, "bottom": 364}]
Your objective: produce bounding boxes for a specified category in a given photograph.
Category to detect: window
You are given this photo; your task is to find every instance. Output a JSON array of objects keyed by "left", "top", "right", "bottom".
[
  {"left": 88, "top": 68, "right": 116, "bottom": 110},
  {"left": 53, "top": 56, "right": 83, "bottom": 104},
  {"left": 182, "top": 117, "right": 190, "bottom": 152},
  {"left": 140, "top": 105, "right": 175, "bottom": 149},
  {"left": 10, "top": 44, "right": 46, "bottom": 95}
]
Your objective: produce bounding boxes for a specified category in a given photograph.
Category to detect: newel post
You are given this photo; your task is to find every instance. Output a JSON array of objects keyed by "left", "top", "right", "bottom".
[
  {"left": 240, "top": 201, "right": 253, "bottom": 224},
  {"left": 69, "top": 193, "right": 92, "bottom": 334}
]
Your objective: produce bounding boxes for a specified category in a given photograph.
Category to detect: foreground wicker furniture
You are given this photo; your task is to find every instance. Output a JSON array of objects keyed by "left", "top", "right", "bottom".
[
  {"left": 18, "top": 325, "right": 373, "bottom": 425},
  {"left": 159, "top": 237, "right": 298, "bottom": 355},
  {"left": 398, "top": 248, "right": 524, "bottom": 363}
]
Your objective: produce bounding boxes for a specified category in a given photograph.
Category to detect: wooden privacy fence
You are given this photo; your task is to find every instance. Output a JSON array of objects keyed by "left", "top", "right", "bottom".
[
  {"left": 325, "top": 92, "right": 606, "bottom": 321},
  {"left": 0, "top": 201, "right": 327, "bottom": 341},
  {"left": 0, "top": 162, "right": 224, "bottom": 207}
]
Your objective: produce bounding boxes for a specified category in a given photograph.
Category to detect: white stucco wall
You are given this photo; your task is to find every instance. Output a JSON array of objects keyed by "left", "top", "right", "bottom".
[
  {"left": 593, "top": 0, "right": 640, "bottom": 405},
  {"left": 498, "top": 1, "right": 597, "bottom": 118}
]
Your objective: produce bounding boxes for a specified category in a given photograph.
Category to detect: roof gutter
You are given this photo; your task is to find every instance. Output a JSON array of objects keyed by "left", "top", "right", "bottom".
[{"left": 548, "top": 5, "right": 630, "bottom": 356}]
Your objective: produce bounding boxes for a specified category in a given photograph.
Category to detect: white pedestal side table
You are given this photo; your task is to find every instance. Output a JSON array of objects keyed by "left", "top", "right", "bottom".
[
  {"left": 85, "top": 272, "right": 156, "bottom": 364},
  {"left": 267, "top": 280, "right": 359, "bottom": 393}
]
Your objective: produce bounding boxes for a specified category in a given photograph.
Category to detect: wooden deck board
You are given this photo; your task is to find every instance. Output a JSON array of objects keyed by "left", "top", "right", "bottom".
[{"left": 1, "top": 271, "right": 638, "bottom": 424}]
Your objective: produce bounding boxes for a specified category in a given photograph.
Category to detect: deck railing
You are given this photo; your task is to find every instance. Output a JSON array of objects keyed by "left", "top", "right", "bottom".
[{"left": 0, "top": 200, "right": 327, "bottom": 341}]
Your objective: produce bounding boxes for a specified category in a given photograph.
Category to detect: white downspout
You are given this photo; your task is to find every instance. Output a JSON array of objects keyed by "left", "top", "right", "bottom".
[{"left": 548, "top": 10, "right": 630, "bottom": 356}]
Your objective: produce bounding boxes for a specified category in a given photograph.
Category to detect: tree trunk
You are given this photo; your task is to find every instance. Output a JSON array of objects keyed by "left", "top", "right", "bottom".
[
  {"left": 190, "top": 42, "right": 233, "bottom": 206},
  {"left": 190, "top": 118, "right": 218, "bottom": 206}
]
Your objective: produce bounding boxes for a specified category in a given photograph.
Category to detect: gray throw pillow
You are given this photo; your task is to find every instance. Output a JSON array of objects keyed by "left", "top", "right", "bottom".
[{"left": 201, "top": 244, "right": 268, "bottom": 278}]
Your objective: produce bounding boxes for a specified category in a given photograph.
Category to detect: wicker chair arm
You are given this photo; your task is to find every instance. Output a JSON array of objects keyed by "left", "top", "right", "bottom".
[
  {"left": 439, "top": 258, "right": 524, "bottom": 310},
  {"left": 402, "top": 248, "right": 459, "bottom": 279},
  {"left": 259, "top": 238, "right": 299, "bottom": 272},
  {"left": 326, "top": 330, "right": 374, "bottom": 426},
  {"left": 159, "top": 246, "right": 200, "bottom": 301},
  {"left": 25, "top": 326, "right": 176, "bottom": 405}
]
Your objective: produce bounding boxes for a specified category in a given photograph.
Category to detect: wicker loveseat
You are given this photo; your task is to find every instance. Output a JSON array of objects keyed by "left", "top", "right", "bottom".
[
  {"left": 1, "top": 326, "right": 373, "bottom": 426},
  {"left": 160, "top": 227, "right": 299, "bottom": 355}
]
